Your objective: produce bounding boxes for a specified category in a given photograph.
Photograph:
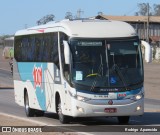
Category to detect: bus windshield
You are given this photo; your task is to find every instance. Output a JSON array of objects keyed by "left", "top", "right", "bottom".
[{"left": 70, "top": 37, "right": 143, "bottom": 92}]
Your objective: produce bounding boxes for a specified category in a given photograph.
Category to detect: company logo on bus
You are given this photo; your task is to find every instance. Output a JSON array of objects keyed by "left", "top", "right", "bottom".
[
  {"left": 108, "top": 100, "right": 113, "bottom": 105},
  {"left": 33, "top": 65, "right": 42, "bottom": 89},
  {"left": 118, "top": 93, "right": 126, "bottom": 97}
]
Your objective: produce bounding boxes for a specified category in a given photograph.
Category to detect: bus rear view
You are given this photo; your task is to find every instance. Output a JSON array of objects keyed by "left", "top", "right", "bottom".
[{"left": 14, "top": 19, "right": 144, "bottom": 124}]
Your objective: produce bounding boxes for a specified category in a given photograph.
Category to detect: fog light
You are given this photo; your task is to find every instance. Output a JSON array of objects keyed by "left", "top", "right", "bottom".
[
  {"left": 136, "top": 106, "right": 141, "bottom": 111},
  {"left": 77, "top": 106, "right": 84, "bottom": 113}
]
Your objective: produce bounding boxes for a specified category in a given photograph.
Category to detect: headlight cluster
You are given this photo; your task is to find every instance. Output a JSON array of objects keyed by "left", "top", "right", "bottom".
[
  {"left": 130, "top": 92, "right": 144, "bottom": 101},
  {"left": 76, "top": 95, "right": 91, "bottom": 102},
  {"left": 68, "top": 91, "right": 90, "bottom": 102}
]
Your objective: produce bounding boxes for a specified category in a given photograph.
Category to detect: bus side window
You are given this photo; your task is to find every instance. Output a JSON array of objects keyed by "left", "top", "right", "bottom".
[
  {"left": 30, "top": 36, "right": 36, "bottom": 62},
  {"left": 38, "top": 36, "right": 43, "bottom": 61},
  {"left": 52, "top": 33, "right": 59, "bottom": 68},
  {"left": 15, "top": 37, "right": 22, "bottom": 61},
  {"left": 22, "top": 37, "right": 28, "bottom": 61}
]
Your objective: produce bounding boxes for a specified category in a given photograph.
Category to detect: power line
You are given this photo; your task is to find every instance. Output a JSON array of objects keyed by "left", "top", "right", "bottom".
[{"left": 124, "top": 6, "right": 138, "bottom": 15}]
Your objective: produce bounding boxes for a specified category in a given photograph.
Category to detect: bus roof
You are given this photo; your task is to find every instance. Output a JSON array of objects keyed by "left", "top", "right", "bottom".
[{"left": 15, "top": 19, "right": 137, "bottom": 38}]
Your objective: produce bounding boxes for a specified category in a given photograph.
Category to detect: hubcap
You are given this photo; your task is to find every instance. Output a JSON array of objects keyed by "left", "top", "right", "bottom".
[
  {"left": 58, "top": 102, "right": 63, "bottom": 121},
  {"left": 25, "top": 95, "right": 29, "bottom": 113}
]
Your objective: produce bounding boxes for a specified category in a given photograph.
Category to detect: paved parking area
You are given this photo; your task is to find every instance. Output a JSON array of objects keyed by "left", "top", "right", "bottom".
[{"left": 144, "top": 62, "right": 160, "bottom": 100}]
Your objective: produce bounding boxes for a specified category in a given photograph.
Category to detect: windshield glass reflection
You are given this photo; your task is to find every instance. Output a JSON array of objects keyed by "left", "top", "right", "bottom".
[{"left": 70, "top": 38, "right": 143, "bottom": 92}]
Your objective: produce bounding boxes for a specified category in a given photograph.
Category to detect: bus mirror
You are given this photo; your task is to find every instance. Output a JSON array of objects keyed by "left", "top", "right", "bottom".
[
  {"left": 63, "top": 40, "right": 70, "bottom": 64},
  {"left": 141, "top": 40, "right": 152, "bottom": 63}
]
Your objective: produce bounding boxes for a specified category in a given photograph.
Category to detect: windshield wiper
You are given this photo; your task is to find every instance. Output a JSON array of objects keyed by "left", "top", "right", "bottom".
[
  {"left": 90, "top": 54, "right": 103, "bottom": 91},
  {"left": 111, "top": 64, "right": 128, "bottom": 91}
]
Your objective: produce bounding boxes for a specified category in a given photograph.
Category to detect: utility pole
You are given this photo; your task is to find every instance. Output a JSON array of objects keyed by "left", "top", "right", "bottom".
[
  {"left": 146, "top": 3, "right": 150, "bottom": 43},
  {"left": 76, "top": 9, "right": 84, "bottom": 19}
]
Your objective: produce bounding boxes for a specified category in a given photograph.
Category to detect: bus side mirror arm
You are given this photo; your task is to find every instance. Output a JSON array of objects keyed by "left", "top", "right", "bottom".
[
  {"left": 63, "top": 40, "right": 71, "bottom": 64},
  {"left": 141, "top": 40, "right": 152, "bottom": 63}
]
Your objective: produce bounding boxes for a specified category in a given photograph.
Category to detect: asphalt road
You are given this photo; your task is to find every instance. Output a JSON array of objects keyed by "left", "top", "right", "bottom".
[
  {"left": 0, "top": 68, "right": 13, "bottom": 88},
  {"left": 0, "top": 89, "right": 160, "bottom": 134}
]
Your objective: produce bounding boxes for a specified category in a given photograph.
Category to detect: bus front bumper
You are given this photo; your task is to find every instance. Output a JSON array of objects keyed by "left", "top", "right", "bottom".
[{"left": 70, "top": 98, "right": 144, "bottom": 117}]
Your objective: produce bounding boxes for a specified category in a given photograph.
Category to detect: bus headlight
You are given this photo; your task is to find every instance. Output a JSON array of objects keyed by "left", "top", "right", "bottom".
[
  {"left": 135, "top": 95, "right": 142, "bottom": 100},
  {"left": 76, "top": 95, "right": 90, "bottom": 102},
  {"left": 130, "top": 93, "right": 143, "bottom": 101},
  {"left": 68, "top": 91, "right": 90, "bottom": 102},
  {"left": 77, "top": 95, "right": 85, "bottom": 101}
]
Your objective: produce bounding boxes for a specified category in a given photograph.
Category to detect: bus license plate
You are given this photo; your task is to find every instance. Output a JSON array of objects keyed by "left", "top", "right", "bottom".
[{"left": 104, "top": 108, "right": 117, "bottom": 113}]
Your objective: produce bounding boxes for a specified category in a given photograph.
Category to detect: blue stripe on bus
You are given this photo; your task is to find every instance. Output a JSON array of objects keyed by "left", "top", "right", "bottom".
[
  {"left": 77, "top": 88, "right": 142, "bottom": 100},
  {"left": 18, "top": 62, "right": 47, "bottom": 110}
]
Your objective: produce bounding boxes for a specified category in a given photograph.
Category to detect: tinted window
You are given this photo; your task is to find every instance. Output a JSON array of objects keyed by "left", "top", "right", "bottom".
[{"left": 14, "top": 32, "right": 59, "bottom": 67}]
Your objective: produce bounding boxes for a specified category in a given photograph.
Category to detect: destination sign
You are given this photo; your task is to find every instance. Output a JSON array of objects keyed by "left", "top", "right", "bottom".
[{"left": 78, "top": 41, "right": 102, "bottom": 46}]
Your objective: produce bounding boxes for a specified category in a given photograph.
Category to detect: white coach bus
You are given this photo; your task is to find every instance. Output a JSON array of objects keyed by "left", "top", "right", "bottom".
[{"left": 14, "top": 19, "right": 145, "bottom": 124}]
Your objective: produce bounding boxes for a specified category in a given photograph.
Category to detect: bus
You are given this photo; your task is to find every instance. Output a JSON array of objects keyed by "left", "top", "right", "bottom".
[
  {"left": 3, "top": 37, "right": 14, "bottom": 59},
  {"left": 14, "top": 19, "right": 145, "bottom": 124}
]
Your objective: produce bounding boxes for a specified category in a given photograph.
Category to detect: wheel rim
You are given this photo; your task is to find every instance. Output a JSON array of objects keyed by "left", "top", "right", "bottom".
[
  {"left": 58, "top": 101, "right": 63, "bottom": 121},
  {"left": 25, "top": 94, "right": 29, "bottom": 114}
]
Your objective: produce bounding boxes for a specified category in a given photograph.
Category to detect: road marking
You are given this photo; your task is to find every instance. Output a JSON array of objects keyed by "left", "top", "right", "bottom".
[
  {"left": 130, "top": 120, "right": 141, "bottom": 123},
  {"left": 0, "top": 112, "right": 93, "bottom": 135},
  {"left": 145, "top": 108, "right": 160, "bottom": 112},
  {"left": 0, "top": 68, "right": 11, "bottom": 72},
  {"left": 0, "top": 112, "right": 46, "bottom": 126},
  {"left": 47, "top": 124, "right": 93, "bottom": 135}
]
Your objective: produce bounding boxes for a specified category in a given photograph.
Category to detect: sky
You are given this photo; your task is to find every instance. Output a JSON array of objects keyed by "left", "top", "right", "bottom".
[{"left": 0, "top": 0, "right": 159, "bottom": 35}]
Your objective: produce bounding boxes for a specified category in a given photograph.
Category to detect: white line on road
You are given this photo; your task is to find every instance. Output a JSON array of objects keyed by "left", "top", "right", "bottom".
[
  {"left": 0, "top": 112, "right": 93, "bottom": 135},
  {"left": 0, "top": 112, "right": 47, "bottom": 126},
  {"left": 0, "top": 68, "right": 11, "bottom": 72}
]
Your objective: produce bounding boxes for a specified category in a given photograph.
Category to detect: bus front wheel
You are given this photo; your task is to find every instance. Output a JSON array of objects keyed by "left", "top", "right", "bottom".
[
  {"left": 24, "top": 92, "right": 35, "bottom": 117},
  {"left": 118, "top": 116, "right": 130, "bottom": 124},
  {"left": 57, "top": 98, "right": 70, "bottom": 124}
]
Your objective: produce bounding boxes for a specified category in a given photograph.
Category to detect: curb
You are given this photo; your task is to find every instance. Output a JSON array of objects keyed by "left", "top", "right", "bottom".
[{"left": 0, "top": 87, "right": 14, "bottom": 89}]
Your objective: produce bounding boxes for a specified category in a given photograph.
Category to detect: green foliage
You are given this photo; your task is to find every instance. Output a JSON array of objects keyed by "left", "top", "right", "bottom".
[
  {"left": 153, "top": 4, "right": 160, "bottom": 16},
  {"left": 136, "top": 3, "right": 160, "bottom": 16},
  {"left": 152, "top": 46, "right": 157, "bottom": 60},
  {"left": 65, "top": 12, "right": 73, "bottom": 19},
  {"left": 37, "top": 14, "right": 55, "bottom": 25}
]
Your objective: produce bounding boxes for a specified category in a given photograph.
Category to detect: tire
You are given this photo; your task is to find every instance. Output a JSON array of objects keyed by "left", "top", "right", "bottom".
[
  {"left": 118, "top": 116, "right": 130, "bottom": 124},
  {"left": 35, "top": 110, "right": 44, "bottom": 117},
  {"left": 57, "top": 98, "right": 70, "bottom": 124},
  {"left": 24, "top": 92, "right": 35, "bottom": 117}
]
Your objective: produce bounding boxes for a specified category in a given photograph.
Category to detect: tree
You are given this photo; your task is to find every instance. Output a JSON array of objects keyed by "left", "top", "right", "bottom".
[
  {"left": 37, "top": 14, "right": 55, "bottom": 25},
  {"left": 65, "top": 12, "right": 73, "bottom": 19},
  {"left": 135, "top": 3, "right": 160, "bottom": 16},
  {"left": 136, "top": 3, "right": 152, "bottom": 16},
  {"left": 98, "top": 12, "right": 103, "bottom": 15},
  {"left": 153, "top": 4, "right": 160, "bottom": 16},
  {"left": 134, "top": 12, "right": 139, "bottom": 16}
]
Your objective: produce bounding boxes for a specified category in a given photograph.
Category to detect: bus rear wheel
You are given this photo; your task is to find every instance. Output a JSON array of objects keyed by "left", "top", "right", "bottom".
[
  {"left": 57, "top": 98, "right": 70, "bottom": 124},
  {"left": 35, "top": 110, "right": 44, "bottom": 117},
  {"left": 118, "top": 116, "right": 130, "bottom": 124},
  {"left": 24, "top": 92, "right": 35, "bottom": 117}
]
